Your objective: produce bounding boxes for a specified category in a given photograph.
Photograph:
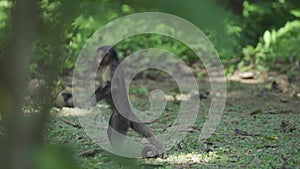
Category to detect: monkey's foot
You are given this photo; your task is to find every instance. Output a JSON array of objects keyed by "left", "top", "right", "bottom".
[{"left": 141, "top": 145, "right": 164, "bottom": 158}]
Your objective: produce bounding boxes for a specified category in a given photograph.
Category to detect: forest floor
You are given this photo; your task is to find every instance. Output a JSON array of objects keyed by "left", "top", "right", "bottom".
[{"left": 44, "top": 67, "right": 300, "bottom": 169}]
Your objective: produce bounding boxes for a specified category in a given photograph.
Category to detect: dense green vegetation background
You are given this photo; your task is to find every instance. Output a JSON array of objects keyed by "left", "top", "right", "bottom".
[
  {"left": 1, "top": 0, "right": 300, "bottom": 78},
  {"left": 0, "top": 0, "right": 299, "bottom": 168}
]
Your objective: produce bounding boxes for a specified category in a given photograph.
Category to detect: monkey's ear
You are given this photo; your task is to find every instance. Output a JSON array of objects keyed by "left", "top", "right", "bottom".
[
  {"left": 97, "top": 46, "right": 113, "bottom": 56},
  {"left": 96, "top": 50, "right": 105, "bottom": 64}
]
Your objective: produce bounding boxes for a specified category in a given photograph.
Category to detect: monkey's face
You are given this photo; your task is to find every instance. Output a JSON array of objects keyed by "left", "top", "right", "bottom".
[
  {"left": 97, "top": 46, "right": 112, "bottom": 66},
  {"left": 97, "top": 46, "right": 118, "bottom": 66}
]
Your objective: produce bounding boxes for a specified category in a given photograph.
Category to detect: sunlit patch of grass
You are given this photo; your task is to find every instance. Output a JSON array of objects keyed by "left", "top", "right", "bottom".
[{"left": 142, "top": 151, "right": 229, "bottom": 168}]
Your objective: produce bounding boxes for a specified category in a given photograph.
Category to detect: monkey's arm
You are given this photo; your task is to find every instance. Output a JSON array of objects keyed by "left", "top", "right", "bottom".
[{"left": 90, "top": 82, "right": 111, "bottom": 106}]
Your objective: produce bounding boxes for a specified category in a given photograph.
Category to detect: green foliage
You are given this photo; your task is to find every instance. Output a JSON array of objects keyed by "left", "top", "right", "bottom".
[
  {"left": 25, "top": 0, "right": 135, "bottom": 78},
  {"left": 273, "top": 20, "right": 300, "bottom": 59},
  {"left": 206, "top": 18, "right": 243, "bottom": 75},
  {"left": 0, "top": 0, "right": 12, "bottom": 28},
  {"left": 0, "top": 0, "right": 12, "bottom": 60},
  {"left": 232, "top": 0, "right": 300, "bottom": 74},
  {"left": 28, "top": 0, "right": 241, "bottom": 78},
  {"left": 115, "top": 34, "right": 198, "bottom": 62},
  {"left": 240, "top": 20, "right": 300, "bottom": 73},
  {"left": 1, "top": 0, "right": 300, "bottom": 78},
  {"left": 242, "top": 0, "right": 298, "bottom": 45}
]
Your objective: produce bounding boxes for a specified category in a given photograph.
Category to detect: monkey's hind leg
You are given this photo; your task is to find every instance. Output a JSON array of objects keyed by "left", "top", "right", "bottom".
[{"left": 107, "top": 111, "right": 130, "bottom": 152}]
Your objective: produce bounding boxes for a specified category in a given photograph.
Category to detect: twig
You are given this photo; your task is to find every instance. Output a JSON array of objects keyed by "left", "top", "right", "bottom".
[
  {"left": 59, "top": 117, "right": 82, "bottom": 128},
  {"left": 77, "top": 149, "right": 102, "bottom": 157}
]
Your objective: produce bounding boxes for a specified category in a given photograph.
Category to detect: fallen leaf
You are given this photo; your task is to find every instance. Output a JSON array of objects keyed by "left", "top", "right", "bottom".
[
  {"left": 250, "top": 109, "right": 262, "bottom": 115},
  {"left": 264, "top": 136, "right": 278, "bottom": 140},
  {"left": 224, "top": 118, "right": 240, "bottom": 124}
]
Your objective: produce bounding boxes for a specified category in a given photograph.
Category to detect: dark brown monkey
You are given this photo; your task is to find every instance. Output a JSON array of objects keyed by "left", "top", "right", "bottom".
[{"left": 91, "top": 46, "right": 164, "bottom": 158}]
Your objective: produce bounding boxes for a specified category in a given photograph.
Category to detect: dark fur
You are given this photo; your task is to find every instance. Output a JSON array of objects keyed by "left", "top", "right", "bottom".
[{"left": 92, "top": 46, "right": 164, "bottom": 158}]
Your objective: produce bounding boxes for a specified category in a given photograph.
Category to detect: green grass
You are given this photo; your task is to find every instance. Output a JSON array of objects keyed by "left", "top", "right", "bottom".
[{"left": 43, "top": 80, "right": 300, "bottom": 168}]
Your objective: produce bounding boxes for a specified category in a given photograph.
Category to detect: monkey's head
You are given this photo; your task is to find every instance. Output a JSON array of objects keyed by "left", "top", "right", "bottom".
[{"left": 97, "top": 46, "right": 118, "bottom": 66}]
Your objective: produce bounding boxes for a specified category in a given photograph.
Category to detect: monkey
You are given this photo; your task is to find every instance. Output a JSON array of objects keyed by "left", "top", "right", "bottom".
[
  {"left": 61, "top": 93, "right": 74, "bottom": 107},
  {"left": 90, "top": 46, "right": 164, "bottom": 158},
  {"left": 54, "top": 90, "right": 74, "bottom": 108}
]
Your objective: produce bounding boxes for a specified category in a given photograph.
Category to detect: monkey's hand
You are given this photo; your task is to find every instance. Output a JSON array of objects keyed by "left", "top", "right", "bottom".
[
  {"left": 95, "top": 82, "right": 111, "bottom": 101},
  {"left": 141, "top": 145, "right": 164, "bottom": 158}
]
